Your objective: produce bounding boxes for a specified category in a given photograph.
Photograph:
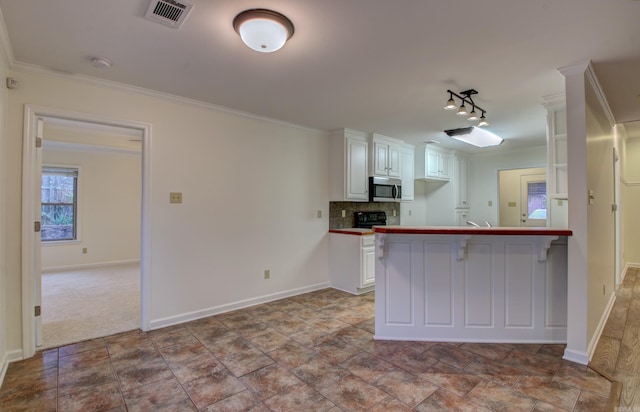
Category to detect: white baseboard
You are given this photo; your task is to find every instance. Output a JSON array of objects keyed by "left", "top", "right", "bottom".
[
  {"left": 563, "top": 348, "right": 589, "bottom": 365},
  {"left": 622, "top": 262, "right": 640, "bottom": 284},
  {"left": 149, "top": 281, "right": 331, "bottom": 330},
  {"left": 42, "top": 259, "right": 140, "bottom": 273},
  {"left": 587, "top": 291, "right": 617, "bottom": 363},
  {"left": 0, "top": 349, "right": 24, "bottom": 388}
]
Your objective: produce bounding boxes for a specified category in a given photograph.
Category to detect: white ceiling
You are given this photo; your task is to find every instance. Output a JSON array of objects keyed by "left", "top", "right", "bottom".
[{"left": 1, "top": 0, "right": 639, "bottom": 152}]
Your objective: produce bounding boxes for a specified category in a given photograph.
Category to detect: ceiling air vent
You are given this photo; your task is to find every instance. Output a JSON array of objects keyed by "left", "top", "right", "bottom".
[{"left": 145, "top": 0, "right": 193, "bottom": 29}]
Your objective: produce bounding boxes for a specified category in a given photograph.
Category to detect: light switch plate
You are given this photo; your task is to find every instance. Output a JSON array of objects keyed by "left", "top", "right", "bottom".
[{"left": 170, "top": 192, "right": 182, "bottom": 204}]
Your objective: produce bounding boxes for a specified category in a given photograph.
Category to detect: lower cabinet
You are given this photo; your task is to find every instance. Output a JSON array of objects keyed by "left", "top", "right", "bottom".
[{"left": 329, "top": 233, "right": 375, "bottom": 294}]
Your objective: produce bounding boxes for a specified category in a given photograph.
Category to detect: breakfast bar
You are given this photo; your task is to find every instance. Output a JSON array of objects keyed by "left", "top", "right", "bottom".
[{"left": 373, "top": 226, "right": 573, "bottom": 343}]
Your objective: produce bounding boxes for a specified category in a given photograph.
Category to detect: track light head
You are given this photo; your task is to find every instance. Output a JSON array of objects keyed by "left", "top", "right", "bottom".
[
  {"left": 444, "top": 92, "right": 457, "bottom": 110},
  {"left": 468, "top": 106, "right": 479, "bottom": 121}
]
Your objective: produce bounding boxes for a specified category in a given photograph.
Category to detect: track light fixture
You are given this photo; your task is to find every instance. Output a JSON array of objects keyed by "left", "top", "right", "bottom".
[{"left": 444, "top": 89, "right": 489, "bottom": 126}]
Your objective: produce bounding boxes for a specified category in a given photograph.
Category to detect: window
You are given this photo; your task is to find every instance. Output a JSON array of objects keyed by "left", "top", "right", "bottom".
[
  {"left": 41, "top": 166, "right": 78, "bottom": 242},
  {"left": 527, "top": 181, "right": 547, "bottom": 219}
]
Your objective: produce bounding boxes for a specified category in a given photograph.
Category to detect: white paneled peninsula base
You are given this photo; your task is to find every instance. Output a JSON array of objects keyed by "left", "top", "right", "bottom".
[{"left": 373, "top": 226, "right": 573, "bottom": 343}]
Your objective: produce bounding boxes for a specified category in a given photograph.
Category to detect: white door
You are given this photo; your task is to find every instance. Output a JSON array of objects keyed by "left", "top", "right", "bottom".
[
  {"left": 520, "top": 173, "right": 547, "bottom": 227},
  {"left": 35, "top": 118, "right": 44, "bottom": 347}
]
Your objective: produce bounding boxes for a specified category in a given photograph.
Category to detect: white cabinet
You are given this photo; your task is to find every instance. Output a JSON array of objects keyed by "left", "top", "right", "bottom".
[
  {"left": 329, "top": 129, "right": 369, "bottom": 201},
  {"left": 400, "top": 143, "right": 415, "bottom": 201},
  {"left": 329, "top": 233, "right": 375, "bottom": 294},
  {"left": 416, "top": 145, "right": 451, "bottom": 181},
  {"left": 371, "top": 134, "right": 401, "bottom": 178},
  {"left": 361, "top": 236, "right": 375, "bottom": 288},
  {"left": 543, "top": 96, "right": 567, "bottom": 199},
  {"left": 454, "top": 154, "right": 470, "bottom": 209}
]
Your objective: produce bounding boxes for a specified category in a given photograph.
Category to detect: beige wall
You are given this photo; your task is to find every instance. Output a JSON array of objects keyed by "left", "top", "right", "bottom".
[
  {"left": 584, "top": 79, "right": 616, "bottom": 343},
  {"left": 3, "top": 68, "right": 330, "bottom": 353},
  {"left": 623, "top": 135, "right": 640, "bottom": 264},
  {"left": 498, "top": 167, "right": 546, "bottom": 227},
  {"left": 469, "top": 146, "right": 547, "bottom": 226},
  {"left": 41, "top": 144, "right": 141, "bottom": 270}
]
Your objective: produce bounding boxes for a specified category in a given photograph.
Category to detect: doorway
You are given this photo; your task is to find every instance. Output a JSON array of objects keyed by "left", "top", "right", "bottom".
[
  {"left": 39, "top": 119, "right": 142, "bottom": 348},
  {"left": 21, "top": 105, "right": 152, "bottom": 358},
  {"left": 498, "top": 167, "right": 547, "bottom": 227}
]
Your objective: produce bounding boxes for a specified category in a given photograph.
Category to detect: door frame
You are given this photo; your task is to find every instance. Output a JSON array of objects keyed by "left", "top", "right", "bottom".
[{"left": 21, "top": 104, "right": 152, "bottom": 358}]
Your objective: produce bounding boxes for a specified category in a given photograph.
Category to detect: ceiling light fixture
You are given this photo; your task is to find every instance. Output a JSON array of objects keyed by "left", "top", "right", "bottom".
[
  {"left": 233, "top": 9, "right": 294, "bottom": 53},
  {"left": 444, "top": 126, "right": 503, "bottom": 147},
  {"left": 444, "top": 89, "right": 489, "bottom": 126},
  {"left": 90, "top": 57, "right": 112, "bottom": 69}
]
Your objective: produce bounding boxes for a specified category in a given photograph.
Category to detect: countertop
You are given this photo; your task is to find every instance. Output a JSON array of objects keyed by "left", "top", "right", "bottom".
[
  {"left": 329, "top": 228, "right": 375, "bottom": 236},
  {"left": 374, "top": 226, "right": 573, "bottom": 236}
]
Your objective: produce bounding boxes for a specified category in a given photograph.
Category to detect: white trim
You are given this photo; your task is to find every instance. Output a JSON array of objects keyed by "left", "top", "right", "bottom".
[
  {"left": 43, "top": 140, "right": 141, "bottom": 156},
  {"left": 22, "top": 104, "right": 152, "bottom": 360},
  {"left": 621, "top": 262, "right": 640, "bottom": 284},
  {"left": 563, "top": 348, "right": 589, "bottom": 365},
  {"left": 584, "top": 63, "right": 617, "bottom": 126},
  {"left": 0, "top": 350, "right": 24, "bottom": 388},
  {"left": 150, "top": 282, "right": 331, "bottom": 330},
  {"left": 42, "top": 259, "right": 140, "bottom": 273},
  {"left": 587, "top": 291, "right": 617, "bottom": 362},
  {"left": 621, "top": 177, "right": 640, "bottom": 186}
]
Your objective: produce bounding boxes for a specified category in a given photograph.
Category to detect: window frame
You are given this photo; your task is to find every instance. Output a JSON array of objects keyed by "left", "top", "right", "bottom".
[{"left": 41, "top": 164, "right": 82, "bottom": 245}]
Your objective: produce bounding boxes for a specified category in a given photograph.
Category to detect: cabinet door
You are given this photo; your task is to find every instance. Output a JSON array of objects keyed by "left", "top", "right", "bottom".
[
  {"left": 455, "top": 156, "right": 469, "bottom": 208},
  {"left": 439, "top": 153, "right": 451, "bottom": 180},
  {"left": 373, "top": 141, "right": 389, "bottom": 176},
  {"left": 387, "top": 144, "right": 401, "bottom": 178},
  {"left": 361, "top": 246, "right": 376, "bottom": 287},
  {"left": 426, "top": 149, "right": 441, "bottom": 178},
  {"left": 456, "top": 209, "right": 470, "bottom": 226},
  {"left": 401, "top": 147, "right": 415, "bottom": 201},
  {"left": 346, "top": 137, "right": 368, "bottom": 200}
]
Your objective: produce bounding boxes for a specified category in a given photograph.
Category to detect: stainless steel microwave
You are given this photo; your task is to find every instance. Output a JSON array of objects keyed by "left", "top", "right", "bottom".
[{"left": 369, "top": 176, "right": 402, "bottom": 202}]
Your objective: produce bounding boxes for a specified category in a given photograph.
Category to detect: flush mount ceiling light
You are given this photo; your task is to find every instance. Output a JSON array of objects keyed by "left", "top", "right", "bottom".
[
  {"left": 444, "top": 89, "right": 489, "bottom": 126},
  {"left": 444, "top": 126, "right": 503, "bottom": 147},
  {"left": 233, "top": 9, "right": 294, "bottom": 53}
]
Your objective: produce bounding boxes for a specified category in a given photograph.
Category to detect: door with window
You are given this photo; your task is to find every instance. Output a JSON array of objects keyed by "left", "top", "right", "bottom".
[{"left": 520, "top": 173, "right": 547, "bottom": 227}]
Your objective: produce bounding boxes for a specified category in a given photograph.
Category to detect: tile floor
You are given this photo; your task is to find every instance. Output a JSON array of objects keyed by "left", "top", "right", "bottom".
[
  {"left": 590, "top": 267, "right": 640, "bottom": 410},
  {"left": 1, "top": 288, "right": 613, "bottom": 411}
]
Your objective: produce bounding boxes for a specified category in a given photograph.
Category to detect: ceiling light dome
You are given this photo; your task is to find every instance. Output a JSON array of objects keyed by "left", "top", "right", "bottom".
[{"left": 233, "top": 9, "right": 294, "bottom": 53}]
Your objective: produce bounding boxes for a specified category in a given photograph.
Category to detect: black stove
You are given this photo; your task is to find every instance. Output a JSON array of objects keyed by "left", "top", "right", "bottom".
[{"left": 354, "top": 211, "right": 387, "bottom": 229}]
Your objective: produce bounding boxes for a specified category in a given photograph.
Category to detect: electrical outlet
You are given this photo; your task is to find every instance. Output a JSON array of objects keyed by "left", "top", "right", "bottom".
[
  {"left": 264, "top": 269, "right": 270, "bottom": 279},
  {"left": 408, "top": 209, "right": 412, "bottom": 216},
  {"left": 488, "top": 200, "right": 493, "bottom": 207},
  {"left": 317, "top": 210, "right": 322, "bottom": 218},
  {"left": 393, "top": 210, "right": 397, "bottom": 217},
  {"left": 169, "top": 192, "right": 182, "bottom": 204},
  {"left": 602, "top": 284, "right": 606, "bottom": 295},
  {"left": 82, "top": 247, "right": 87, "bottom": 254},
  {"left": 341, "top": 210, "right": 346, "bottom": 218}
]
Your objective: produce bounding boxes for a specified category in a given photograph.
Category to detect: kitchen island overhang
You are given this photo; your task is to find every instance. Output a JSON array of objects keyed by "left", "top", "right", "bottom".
[{"left": 373, "top": 226, "right": 573, "bottom": 343}]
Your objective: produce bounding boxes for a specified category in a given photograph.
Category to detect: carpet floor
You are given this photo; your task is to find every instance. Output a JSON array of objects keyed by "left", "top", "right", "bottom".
[{"left": 41, "top": 263, "right": 140, "bottom": 349}]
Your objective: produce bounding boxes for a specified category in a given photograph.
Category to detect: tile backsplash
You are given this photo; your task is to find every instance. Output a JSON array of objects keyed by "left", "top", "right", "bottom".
[{"left": 329, "top": 201, "right": 401, "bottom": 229}]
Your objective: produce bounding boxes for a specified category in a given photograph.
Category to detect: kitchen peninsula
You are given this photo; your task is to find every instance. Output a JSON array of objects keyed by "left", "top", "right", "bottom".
[{"left": 373, "top": 226, "right": 572, "bottom": 343}]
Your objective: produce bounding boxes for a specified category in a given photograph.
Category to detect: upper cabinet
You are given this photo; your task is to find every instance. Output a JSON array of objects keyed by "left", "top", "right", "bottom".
[
  {"left": 400, "top": 143, "right": 415, "bottom": 201},
  {"left": 416, "top": 144, "right": 452, "bottom": 181},
  {"left": 370, "top": 134, "right": 401, "bottom": 178},
  {"left": 329, "top": 129, "right": 369, "bottom": 201},
  {"left": 330, "top": 129, "right": 415, "bottom": 202}
]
